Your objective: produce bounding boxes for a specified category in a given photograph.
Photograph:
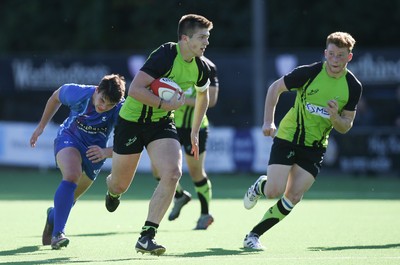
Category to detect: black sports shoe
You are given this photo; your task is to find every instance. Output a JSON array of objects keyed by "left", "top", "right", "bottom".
[
  {"left": 42, "top": 207, "right": 53, "bottom": 245},
  {"left": 105, "top": 192, "right": 120, "bottom": 212},
  {"left": 135, "top": 235, "right": 166, "bottom": 256}
]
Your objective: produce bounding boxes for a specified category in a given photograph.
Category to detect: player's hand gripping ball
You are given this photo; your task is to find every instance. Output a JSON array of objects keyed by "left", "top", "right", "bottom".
[{"left": 150, "top": 77, "right": 183, "bottom": 100}]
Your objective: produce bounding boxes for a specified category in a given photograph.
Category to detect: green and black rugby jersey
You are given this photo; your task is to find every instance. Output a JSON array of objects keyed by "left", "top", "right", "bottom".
[
  {"left": 174, "top": 56, "right": 219, "bottom": 129},
  {"left": 119, "top": 42, "right": 211, "bottom": 124},
  {"left": 276, "top": 61, "right": 362, "bottom": 148}
]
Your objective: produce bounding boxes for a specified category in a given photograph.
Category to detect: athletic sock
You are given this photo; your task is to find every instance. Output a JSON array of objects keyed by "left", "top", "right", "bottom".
[
  {"left": 140, "top": 221, "right": 159, "bottom": 238},
  {"left": 52, "top": 180, "right": 77, "bottom": 237},
  {"left": 194, "top": 178, "right": 212, "bottom": 215},
  {"left": 258, "top": 178, "right": 267, "bottom": 195},
  {"left": 48, "top": 201, "right": 76, "bottom": 227},
  {"left": 48, "top": 208, "right": 55, "bottom": 226},
  {"left": 174, "top": 183, "right": 184, "bottom": 198},
  {"left": 108, "top": 191, "right": 120, "bottom": 198},
  {"left": 251, "top": 195, "right": 294, "bottom": 236}
]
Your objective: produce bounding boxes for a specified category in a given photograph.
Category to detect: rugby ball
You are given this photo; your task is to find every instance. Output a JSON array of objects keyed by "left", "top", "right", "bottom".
[{"left": 150, "top": 77, "right": 182, "bottom": 100}]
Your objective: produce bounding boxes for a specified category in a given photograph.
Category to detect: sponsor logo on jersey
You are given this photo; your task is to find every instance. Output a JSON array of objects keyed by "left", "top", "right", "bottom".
[
  {"left": 306, "top": 102, "right": 330, "bottom": 119},
  {"left": 76, "top": 119, "right": 107, "bottom": 135}
]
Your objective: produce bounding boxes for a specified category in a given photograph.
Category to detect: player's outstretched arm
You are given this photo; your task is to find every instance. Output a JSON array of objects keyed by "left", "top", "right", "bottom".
[{"left": 30, "top": 88, "right": 62, "bottom": 147}]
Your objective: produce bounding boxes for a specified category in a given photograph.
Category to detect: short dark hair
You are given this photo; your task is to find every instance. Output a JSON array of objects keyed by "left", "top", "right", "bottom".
[
  {"left": 97, "top": 74, "right": 126, "bottom": 103},
  {"left": 177, "top": 14, "right": 213, "bottom": 39}
]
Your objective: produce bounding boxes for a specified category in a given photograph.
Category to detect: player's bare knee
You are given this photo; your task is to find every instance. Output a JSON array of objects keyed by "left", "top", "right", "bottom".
[
  {"left": 62, "top": 174, "right": 80, "bottom": 184},
  {"left": 159, "top": 168, "right": 181, "bottom": 183},
  {"left": 169, "top": 169, "right": 182, "bottom": 183}
]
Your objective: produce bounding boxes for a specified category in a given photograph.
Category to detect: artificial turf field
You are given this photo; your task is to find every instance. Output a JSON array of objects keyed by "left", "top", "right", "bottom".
[{"left": 1, "top": 168, "right": 399, "bottom": 265}]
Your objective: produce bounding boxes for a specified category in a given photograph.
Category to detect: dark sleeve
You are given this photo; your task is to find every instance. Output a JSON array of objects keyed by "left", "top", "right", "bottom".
[
  {"left": 202, "top": 57, "right": 219, "bottom": 87},
  {"left": 140, "top": 42, "right": 177, "bottom": 79},
  {"left": 343, "top": 71, "right": 362, "bottom": 111},
  {"left": 283, "top": 62, "right": 322, "bottom": 91},
  {"left": 195, "top": 57, "right": 211, "bottom": 88}
]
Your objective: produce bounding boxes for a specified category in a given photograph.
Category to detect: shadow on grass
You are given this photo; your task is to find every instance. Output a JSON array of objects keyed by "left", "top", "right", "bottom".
[
  {"left": 0, "top": 246, "right": 156, "bottom": 264},
  {"left": 2, "top": 257, "right": 148, "bottom": 265},
  {"left": 167, "top": 247, "right": 263, "bottom": 257},
  {"left": 309, "top": 243, "right": 400, "bottom": 251},
  {"left": 0, "top": 257, "right": 76, "bottom": 265},
  {"left": 0, "top": 246, "right": 40, "bottom": 256},
  {"left": 72, "top": 231, "right": 136, "bottom": 237},
  {"left": 0, "top": 246, "right": 259, "bottom": 264},
  {"left": 27, "top": 231, "right": 137, "bottom": 241},
  {"left": 0, "top": 246, "right": 76, "bottom": 265}
]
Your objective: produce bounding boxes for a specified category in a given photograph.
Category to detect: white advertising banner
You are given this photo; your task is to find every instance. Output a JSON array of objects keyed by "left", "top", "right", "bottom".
[
  {"left": 0, "top": 122, "right": 57, "bottom": 168},
  {"left": 0, "top": 122, "right": 272, "bottom": 173}
]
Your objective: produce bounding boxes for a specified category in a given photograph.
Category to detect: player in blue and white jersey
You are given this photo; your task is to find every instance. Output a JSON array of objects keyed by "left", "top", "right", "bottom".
[{"left": 30, "top": 74, "right": 125, "bottom": 250}]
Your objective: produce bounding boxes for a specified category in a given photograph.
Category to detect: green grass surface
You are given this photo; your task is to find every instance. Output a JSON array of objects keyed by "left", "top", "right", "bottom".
[{"left": 0, "top": 168, "right": 400, "bottom": 265}]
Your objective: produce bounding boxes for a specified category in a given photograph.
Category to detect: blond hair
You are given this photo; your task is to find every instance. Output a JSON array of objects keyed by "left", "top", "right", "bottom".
[{"left": 326, "top": 32, "right": 356, "bottom": 52}]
